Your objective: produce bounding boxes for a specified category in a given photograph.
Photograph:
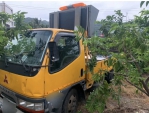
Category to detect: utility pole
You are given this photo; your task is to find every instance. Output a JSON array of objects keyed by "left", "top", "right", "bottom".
[{"left": 126, "top": 12, "right": 128, "bottom": 22}]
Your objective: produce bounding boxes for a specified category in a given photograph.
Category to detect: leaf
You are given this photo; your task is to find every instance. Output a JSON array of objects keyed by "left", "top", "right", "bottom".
[
  {"left": 140, "top": 44, "right": 147, "bottom": 53},
  {"left": 0, "top": 31, "right": 4, "bottom": 35},
  {"left": 143, "top": 66, "right": 149, "bottom": 72},
  {"left": 146, "top": 1, "right": 149, "bottom": 6},
  {"left": 140, "top": 1, "right": 145, "bottom": 8},
  {"left": 0, "top": 37, "right": 3, "bottom": 42}
]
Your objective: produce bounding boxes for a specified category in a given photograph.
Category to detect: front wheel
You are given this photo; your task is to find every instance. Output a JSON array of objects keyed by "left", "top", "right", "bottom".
[
  {"left": 105, "top": 70, "right": 114, "bottom": 83},
  {"left": 62, "top": 89, "right": 78, "bottom": 113}
]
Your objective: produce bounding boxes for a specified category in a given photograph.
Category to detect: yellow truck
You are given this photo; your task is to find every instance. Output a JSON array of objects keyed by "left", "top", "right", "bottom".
[{"left": 0, "top": 3, "right": 113, "bottom": 113}]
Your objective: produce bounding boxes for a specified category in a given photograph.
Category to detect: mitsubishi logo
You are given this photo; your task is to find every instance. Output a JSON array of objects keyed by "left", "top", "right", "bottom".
[{"left": 4, "top": 75, "right": 8, "bottom": 84}]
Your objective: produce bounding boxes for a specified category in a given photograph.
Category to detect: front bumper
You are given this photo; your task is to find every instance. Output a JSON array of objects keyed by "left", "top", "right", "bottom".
[
  {"left": 0, "top": 97, "right": 53, "bottom": 113},
  {"left": 0, "top": 97, "right": 23, "bottom": 113},
  {"left": 0, "top": 97, "right": 2, "bottom": 113},
  {"left": 0, "top": 105, "right": 2, "bottom": 112}
]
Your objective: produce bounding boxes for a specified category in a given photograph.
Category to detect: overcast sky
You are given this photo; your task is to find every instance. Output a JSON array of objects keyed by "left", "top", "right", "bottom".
[{"left": 4, "top": 1, "right": 149, "bottom": 21}]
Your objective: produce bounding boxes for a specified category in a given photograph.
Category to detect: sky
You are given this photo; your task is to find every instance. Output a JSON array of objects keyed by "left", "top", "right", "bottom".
[{"left": 3, "top": 0, "right": 149, "bottom": 22}]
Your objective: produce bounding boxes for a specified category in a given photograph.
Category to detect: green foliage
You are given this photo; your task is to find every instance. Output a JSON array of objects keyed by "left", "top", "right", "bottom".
[
  {"left": 6, "top": 11, "right": 31, "bottom": 40},
  {"left": 86, "top": 81, "right": 110, "bottom": 113},
  {"left": 0, "top": 11, "right": 30, "bottom": 55},
  {"left": 140, "top": 1, "right": 149, "bottom": 7},
  {"left": 135, "top": 9, "right": 149, "bottom": 27},
  {"left": 0, "top": 12, "right": 11, "bottom": 26},
  {"left": 5, "top": 37, "right": 36, "bottom": 56},
  {"left": 28, "top": 18, "right": 49, "bottom": 28},
  {"left": 75, "top": 3, "right": 149, "bottom": 112}
]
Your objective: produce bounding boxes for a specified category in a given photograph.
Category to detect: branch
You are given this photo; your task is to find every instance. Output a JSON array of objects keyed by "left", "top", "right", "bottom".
[
  {"left": 145, "top": 76, "right": 149, "bottom": 85},
  {"left": 140, "top": 79, "right": 149, "bottom": 95},
  {"left": 125, "top": 78, "right": 149, "bottom": 96},
  {"left": 97, "top": 68, "right": 149, "bottom": 96},
  {"left": 128, "top": 59, "right": 137, "bottom": 63},
  {"left": 129, "top": 52, "right": 142, "bottom": 75}
]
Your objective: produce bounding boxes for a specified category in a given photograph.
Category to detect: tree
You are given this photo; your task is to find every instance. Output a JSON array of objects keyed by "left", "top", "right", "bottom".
[
  {"left": 0, "top": 13, "right": 11, "bottom": 54},
  {"left": 29, "top": 21, "right": 34, "bottom": 28},
  {"left": 29, "top": 18, "right": 49, "bottom": 28},
  {"left": 40, "top": 24, "right": 48, "bottom": 28},
  {"left": 0, "top": 12, "right": 11, "bottom": 27},
  {"left": 140, "top": 1, "right": 149, "bottom": 7},
  {"left": 34, "top": 18, "right": 41, "bottom": 28},
  {"left": 0, "top": 11, "right": 31, "bottom": 55},
  {"left": 75, "top": 5, "right": 149, "bottom": 113}
]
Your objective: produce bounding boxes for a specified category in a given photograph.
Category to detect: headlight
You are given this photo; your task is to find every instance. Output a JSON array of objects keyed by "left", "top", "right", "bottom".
[
  {"left": 19, "top": 99, "right": 26, "bottom": 107},
  {"left": 35, "top": 103, "right": 44, "bottom": 111},
  {"left": 26, "top": 101, "right": 34, "bottom": 110},
  {"left": 18, "top": 98, "right": 44, "bottom": 111}
]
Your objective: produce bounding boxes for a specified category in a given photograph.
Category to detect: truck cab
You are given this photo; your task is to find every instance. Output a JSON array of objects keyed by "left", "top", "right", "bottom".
[{"left": 0, "top": 3, "right": 112, "bottom": 113}]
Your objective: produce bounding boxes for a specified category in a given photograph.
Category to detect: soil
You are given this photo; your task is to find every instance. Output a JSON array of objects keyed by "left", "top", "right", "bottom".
[{"left": 77, "top": 81, "right": 149, "bottom": 113}]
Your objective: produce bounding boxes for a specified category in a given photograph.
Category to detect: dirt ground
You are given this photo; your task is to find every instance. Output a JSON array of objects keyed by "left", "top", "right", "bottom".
[{"left": 77, "top": 81, "right": 149, "bottom": 113}]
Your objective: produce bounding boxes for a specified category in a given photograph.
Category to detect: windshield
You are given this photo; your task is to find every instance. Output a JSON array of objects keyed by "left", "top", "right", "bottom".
[{"left": 1, "top": 30, "right": 52, "bottom": 66}]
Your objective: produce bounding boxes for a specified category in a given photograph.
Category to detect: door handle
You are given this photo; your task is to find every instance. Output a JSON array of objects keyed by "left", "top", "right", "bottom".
[{"left": 80, "top": 68, "right": 83, "bottom": 77}]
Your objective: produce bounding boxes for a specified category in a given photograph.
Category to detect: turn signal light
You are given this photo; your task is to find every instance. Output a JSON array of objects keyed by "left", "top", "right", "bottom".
[{"left": 59, "top": 2, "right": 86, "bottom": 11}]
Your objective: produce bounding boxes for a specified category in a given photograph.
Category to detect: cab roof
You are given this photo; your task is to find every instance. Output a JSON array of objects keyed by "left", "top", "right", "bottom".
[{"left": 31, "top": 28, "right": 74, "bottom": 33}]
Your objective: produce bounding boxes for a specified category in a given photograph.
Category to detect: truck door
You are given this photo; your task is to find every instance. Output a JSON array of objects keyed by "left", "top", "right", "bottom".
[{"left": 44, "top": 32, "right": 86, "bottom": 95}]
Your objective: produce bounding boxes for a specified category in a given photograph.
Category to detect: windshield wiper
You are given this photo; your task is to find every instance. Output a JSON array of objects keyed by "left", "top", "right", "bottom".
[
  {"left": 21, "top": 60, "right": 47, "bottom": 72},
  {"left": 22, "top": 62, "right": 32, "bottom": 72},
  {"left": 13, "top": 54, "right": 31, "bottom": 72},
  {"left": 20, "top": 59, "right": 49, "bottom": 75}
]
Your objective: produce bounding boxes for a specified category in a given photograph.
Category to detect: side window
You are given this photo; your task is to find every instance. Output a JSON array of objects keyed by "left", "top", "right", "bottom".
[{"left": 50, "top": 33, "right": 80, "bottom": 73}]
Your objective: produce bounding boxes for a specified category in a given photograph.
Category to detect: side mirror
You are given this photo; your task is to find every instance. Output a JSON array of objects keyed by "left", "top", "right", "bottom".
[{"left": 48, "top": 42, "right": 59, "bottom": 62}]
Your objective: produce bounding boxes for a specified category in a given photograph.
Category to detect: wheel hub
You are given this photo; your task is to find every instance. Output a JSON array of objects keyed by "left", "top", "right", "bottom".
[{"left": 68, "top": 95, "right": 77, "bottom": 113}]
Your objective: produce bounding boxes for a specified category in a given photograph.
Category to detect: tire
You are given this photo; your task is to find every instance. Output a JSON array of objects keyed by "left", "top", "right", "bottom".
[
  {"left": 105, "top": 70, "right": 114, "bottom": 84},
  {"left": 62, "top": 89, "right": 78, "bottom": 113}
]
